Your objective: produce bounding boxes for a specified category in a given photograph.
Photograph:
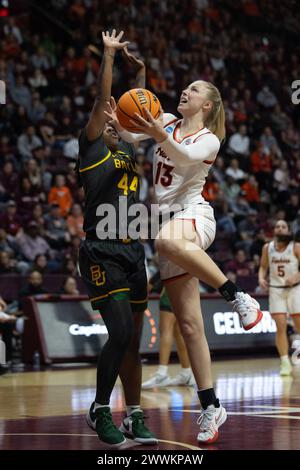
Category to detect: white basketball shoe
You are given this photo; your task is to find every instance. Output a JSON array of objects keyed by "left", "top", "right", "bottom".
[
  {"left": 197, "top": 404, "right": 227, "bottom": 444},
  {"left": 231, "top": 292, "right": 263, "bottom": 331}
]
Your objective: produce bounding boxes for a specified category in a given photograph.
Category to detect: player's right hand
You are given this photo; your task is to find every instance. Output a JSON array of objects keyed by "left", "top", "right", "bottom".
[
  {"left": 122, "top": 46, "right": 145, "bottom": 70},
  {"left": 259, "top": 279, "right": 268, "bottom": 290}
]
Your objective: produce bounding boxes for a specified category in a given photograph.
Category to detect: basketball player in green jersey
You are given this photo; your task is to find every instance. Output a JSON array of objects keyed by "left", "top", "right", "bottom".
[{"left": 78, "top": 30, "right": 157, "bottom": 446}]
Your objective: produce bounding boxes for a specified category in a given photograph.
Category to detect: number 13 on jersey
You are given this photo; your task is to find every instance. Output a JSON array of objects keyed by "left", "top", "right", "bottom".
[{"left": 155, "top": 162, "right": 174, "bottom": 187}]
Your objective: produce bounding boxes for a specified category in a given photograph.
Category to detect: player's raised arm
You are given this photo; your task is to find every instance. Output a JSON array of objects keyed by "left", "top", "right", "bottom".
[
  {"left": 85, "top": 30, "right": 129, "bottom": 142},
  {"left": 122, "top": 46, "right": 146, "bottom": 89}
]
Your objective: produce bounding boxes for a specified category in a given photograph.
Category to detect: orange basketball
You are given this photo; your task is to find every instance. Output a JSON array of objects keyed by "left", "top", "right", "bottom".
[{"left": 116, "top": 88, "right": 161, "bottom": 133}]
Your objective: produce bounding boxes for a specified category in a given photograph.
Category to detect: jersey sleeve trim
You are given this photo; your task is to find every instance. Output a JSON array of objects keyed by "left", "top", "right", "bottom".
[
  {"left": 79, "top": 150, "right": 111, "bottom": 172},
  {"left": 193, "top": 131, "right": 212, "bottom": 142},
  {"left": 173, "top": 122, "right": 205, "bottom": 143}
]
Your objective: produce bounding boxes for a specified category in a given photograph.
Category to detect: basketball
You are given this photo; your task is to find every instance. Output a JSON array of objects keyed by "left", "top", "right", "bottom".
[{"left": 116, "top": 88, "right": 161, "bottom": 132}]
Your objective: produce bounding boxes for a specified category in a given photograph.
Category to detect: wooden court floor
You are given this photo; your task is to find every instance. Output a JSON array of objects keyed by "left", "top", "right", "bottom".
[{"left": 0, "top": 357, "right": 300, "bottom": 450}]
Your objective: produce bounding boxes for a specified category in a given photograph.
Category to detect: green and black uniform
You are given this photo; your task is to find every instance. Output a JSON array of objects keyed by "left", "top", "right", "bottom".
[{"left": 78, "top": 129, "right": 148, "bottom": 312}]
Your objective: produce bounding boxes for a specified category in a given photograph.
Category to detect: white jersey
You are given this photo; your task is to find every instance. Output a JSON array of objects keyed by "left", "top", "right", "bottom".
[
  {"left": 119, "top": 113, "right": 220, "bottom": 215},
  {"left": 153, "top": 113, "right": 219, "bottom": 213},
  {"left": 268, "top": 241, "right": 299, "bottom": 287}
]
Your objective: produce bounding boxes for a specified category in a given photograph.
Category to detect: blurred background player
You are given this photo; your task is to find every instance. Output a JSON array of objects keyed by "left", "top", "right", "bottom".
[
  {"left": 259, "top": 219, "right": 300, "bottom": 376},
  {"left": 142, "top": 273, "right": 195, "bottom": 389}
]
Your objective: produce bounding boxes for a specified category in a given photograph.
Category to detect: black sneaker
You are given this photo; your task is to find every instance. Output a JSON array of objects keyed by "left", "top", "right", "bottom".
[{"left": 86, "top": 402, "right": 126, "bottom": 446}]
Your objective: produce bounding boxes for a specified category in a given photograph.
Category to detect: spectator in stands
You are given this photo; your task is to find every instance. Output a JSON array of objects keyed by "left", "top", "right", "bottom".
[
  {"left": 227, "top": 125, "right": 250, "bottom": 158},
  {"left": 0, "top": 251, "right": 17, "bottom": 274},
  {"left": 220, "top": 176, "right": 241, "bottom": 206},
  {"left": 225, "top": 249, "right": 253, "bottom": 277},
  {"left": 225, "top": 159, "right": 247, "bottom": 182},
  {"left": 211, "top": 156, "right": 226, "bottom": 184},
  {"left": 202, "top": 174, "right": 219, "bottom": 202},
  {"left": 60, "top": 276, "right": 79, "bottom": 295},
  {"left": 0, "top": 201, "right": 22, "bottom": 238},
  {"left": 250, "top": 142, "right": 273, "bottom": 191},
  {"left": 3, "top": 17, "right": 23, "bottom": 44},
  {"left": 0, "top": 160, "right": 19, "bottom": 202},
  {"left": 17, "top": 125, "right": 43, "bottom": 161},
  {"left": 259, "top": 126, "right": 279, "bottom": 153},
  {"left": 256, "top": 85, "right": 278, "bottom": 108},
  {"left": 17, "top": 177, "right": 41, "bottom": 217},
  {"left": 45, "top": 203, "right": 70, "bottom": 248},
  {"left": 32, "top": 254, "right": 49, "bottom": 275},
  {"left": 291, "top": 210, "right": 300, "bottom": 236},
  {"left": 31, "top": 46, "right": 51, "bottom": 70},
  {"left": 285, "top": 193, "right": 300, "bottom": 222},
  {"left": 48, "top": 174, "right": 73, "bottom": 217},
  {"left": 16, "top": 221, "right": 50, "bottom": 263},
  {"left": 9, "top": 75, "right": 31, "bottom": 113},
  {"left": 216, "top": 210, "right": 237, "bottom": 238},
  {"left": 28, "top": 68, "right": 48, "bottom": 91},
  {"left": 66, "top": 204, "right": 84, "bottom": 238},
  {"left": 273, "top": 160, "right": 290, "bottom": 204},
  {"left": 30, "top": 203, "right": 46, "bottom": 234},
  {"left": 241, "top": 175, "right": 260, "bottom": 208},
  {"left": 230, "top": 194, "right": 252, "bottom": 220},
  {"left": 0, "top": 229, "right": 14, "bottom": 255},
  {"left": 19, "top": 271, "right": 47, "bottom": 302},
  {"left": 64, "top": 235, "right": 81, "bottom": 265},
  {"left": 28, "top": 92, "right": 47, "bottom": 123},
  {"left": 250, "top": 228, "right": 266, "bottom": 258}
]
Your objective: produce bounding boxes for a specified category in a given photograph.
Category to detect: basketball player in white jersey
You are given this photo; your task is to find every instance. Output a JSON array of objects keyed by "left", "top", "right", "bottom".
[
  {"left": 105, "top": 80, "right": 263, "bottom": 444},
  {"left": 259, "top": 220, "right": 300, "bottom": 375}
]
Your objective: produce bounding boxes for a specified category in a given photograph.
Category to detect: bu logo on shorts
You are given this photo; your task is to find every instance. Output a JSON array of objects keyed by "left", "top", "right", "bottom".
[{"left": 90, "top": 265, "right": 106, "bottom": 286}]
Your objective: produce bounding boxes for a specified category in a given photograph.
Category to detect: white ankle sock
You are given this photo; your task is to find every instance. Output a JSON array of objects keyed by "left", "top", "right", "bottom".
[
  {"left": 180, "top": 367, "right": 191, "bottom": 376},
  {"left": 280, "top": 355, "right": 290, "bottom": 363},
  {"left": 126, "top": 405, "right": 141, "bottom": 417},
  {"left": 157, "top": 365, "right": 168, "bottom": 376}
]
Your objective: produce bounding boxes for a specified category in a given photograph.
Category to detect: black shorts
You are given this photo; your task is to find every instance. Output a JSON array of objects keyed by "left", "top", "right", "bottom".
[{"left": 79, "top": 238, "right": 148, "bottom": 312}]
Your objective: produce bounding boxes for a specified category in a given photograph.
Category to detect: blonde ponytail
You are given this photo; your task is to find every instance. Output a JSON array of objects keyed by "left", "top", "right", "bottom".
[{"left": 202, "top": 82, "right": 226, "bottom": 142}]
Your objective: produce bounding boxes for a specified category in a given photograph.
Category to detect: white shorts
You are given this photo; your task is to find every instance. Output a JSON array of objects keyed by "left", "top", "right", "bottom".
[
  {"left": 269, "top": 285, "right": 300, "bottom": 315},
  {"left": 159, "top": 204, "right": 216, "bottom": 282}
]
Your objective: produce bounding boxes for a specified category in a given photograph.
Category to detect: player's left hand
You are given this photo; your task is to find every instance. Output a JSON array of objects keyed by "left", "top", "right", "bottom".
[
  {"left": 104, "top": 97, "right": 124, "bottom": 132},
  {"left": 131, "top": 107, "right": 167, "bottom": 143},
  {"left": 122, "top": 47, "right": 145, "bottom": 70}
]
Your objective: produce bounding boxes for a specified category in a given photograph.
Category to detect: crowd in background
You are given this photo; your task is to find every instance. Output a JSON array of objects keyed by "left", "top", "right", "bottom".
[{"left": 0, "top": 0, "right": 300, "bottom": 299}]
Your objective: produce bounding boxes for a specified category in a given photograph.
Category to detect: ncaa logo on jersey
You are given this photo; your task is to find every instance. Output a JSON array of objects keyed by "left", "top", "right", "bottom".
[
  {"left": 183, "top": 139, "right": 192, "bottom": 146},
  {"left": 165, "top": 126, "right": 173, "bottom": 134}
]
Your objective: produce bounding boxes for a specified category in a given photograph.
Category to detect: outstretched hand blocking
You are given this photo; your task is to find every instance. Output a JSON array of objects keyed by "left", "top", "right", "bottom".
[
  {"left": 122, "top": 46, "right": 145, "bottom": 70},
  {"left": 102, "top": 29, "right": 130, "bottom": 52},
  {"left": 131, "top": 107, "right": 167, "bottom": 143},
  {"left": 104, "top": 97, "right": 123, "bottom": 132}
]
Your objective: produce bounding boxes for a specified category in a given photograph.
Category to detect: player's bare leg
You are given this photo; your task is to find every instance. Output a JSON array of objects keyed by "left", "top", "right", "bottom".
[
  {"left": 142, "top": 310, "right": 175, "bottom": 389},
  {"left": 156, "top": 219, "right": 263, "bottom": 330},
  {"left": 166, "top": 275, "right": 226, "bottom": 443},
  {"left": 272, "top": 314, "right": 292, "bottom": 376}
]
